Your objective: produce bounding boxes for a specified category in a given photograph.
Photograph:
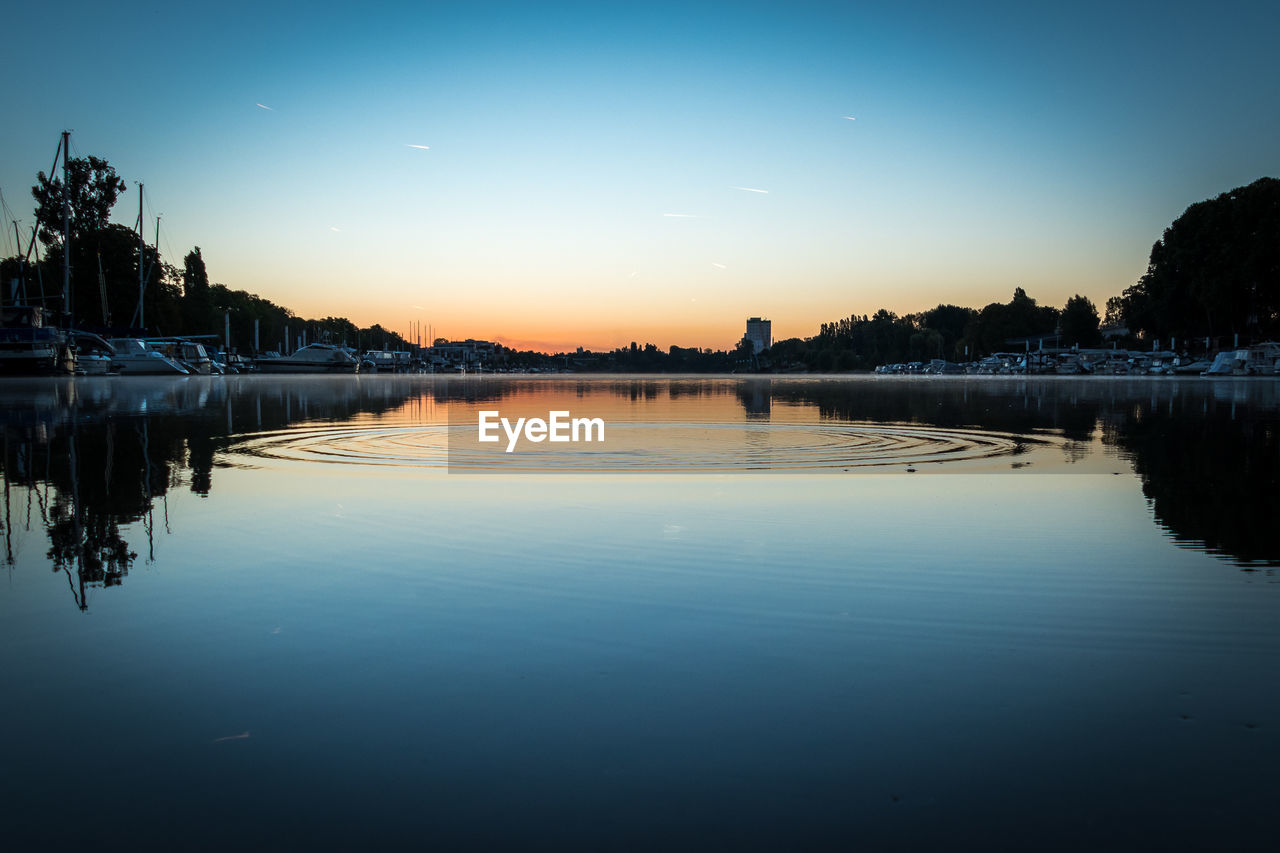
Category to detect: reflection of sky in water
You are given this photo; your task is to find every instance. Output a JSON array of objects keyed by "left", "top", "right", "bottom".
[{"left": 1, "top": 376, "right": 1278, "bottom": 848}]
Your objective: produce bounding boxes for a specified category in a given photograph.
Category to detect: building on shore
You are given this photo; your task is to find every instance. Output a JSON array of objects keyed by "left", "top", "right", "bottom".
[
  {"left": 745, "top": 317, "right": 772, "bottom": 354},
  {"left": 427, "top": 338, "right": 496, "bottom": 370}
]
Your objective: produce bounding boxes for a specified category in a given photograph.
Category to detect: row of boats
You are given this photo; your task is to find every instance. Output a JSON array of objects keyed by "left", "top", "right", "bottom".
[
  {"left": 0, "top": 306, "right": 369, "bottom": 375},
  {"left": 874, "top": 343, "right": 1280, "bottom": 377}
]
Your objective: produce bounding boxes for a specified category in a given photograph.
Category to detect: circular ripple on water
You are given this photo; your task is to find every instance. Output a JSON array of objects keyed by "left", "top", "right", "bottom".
[{"left": 226, "top": 421, "right": 1047, "bottom": 471}]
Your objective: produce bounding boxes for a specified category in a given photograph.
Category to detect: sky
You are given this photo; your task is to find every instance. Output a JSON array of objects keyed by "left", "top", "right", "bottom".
[{"left": 2, "top": 1, "right": 1277, "bottom": 352}]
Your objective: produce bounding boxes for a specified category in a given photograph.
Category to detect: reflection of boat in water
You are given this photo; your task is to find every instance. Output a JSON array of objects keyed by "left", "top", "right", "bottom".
[
  {"left": 0, "top": 306, "right": 76, "bottom": 375},
  {"left": 256, "top": 344, "right": 359, "bottom": 374},
  {"left": 4, "top": 374, "right": 1279, "bottom": 612},
  {"left": 108, "top": 338, "right": 190, "bottom": 375}
]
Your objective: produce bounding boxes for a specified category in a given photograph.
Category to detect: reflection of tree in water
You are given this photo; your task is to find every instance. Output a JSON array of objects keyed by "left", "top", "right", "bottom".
[
  {"left": 3, "top": 375, "right": 1277, "bottom": 612},
  {"left": 45, "top": 492, "right": 137, "bottom": 609},
  {"left": 752, "top": 378, "right": 1103, "bottom": 441},
  {"left": 609, "top": 380, "right": 663, "bottom": 402},
  {"left": 1105, "top": 404, "right": 1280, "bottom": 567},
  {"left": 747, "top": 377, "right": 1280, "bottom": 568},
  {"left": 3, "top": 415, "right": 196, "bottom": 610},
  {"left": 1, "top": 377, "right": 429, "bottom": 610}
]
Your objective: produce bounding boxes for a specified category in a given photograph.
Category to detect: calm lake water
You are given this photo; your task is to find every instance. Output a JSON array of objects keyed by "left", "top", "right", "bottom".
[{"left": 2, "top": 375, "right": 1277, "bottom": 850}]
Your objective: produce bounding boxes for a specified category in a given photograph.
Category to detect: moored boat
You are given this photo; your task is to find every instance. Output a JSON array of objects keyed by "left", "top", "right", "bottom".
[
  {"left": 361, "top": 349, "right": 412, "bottom": 373},
  {"left": 0, "top": 306, "right": 76, "bottom": 375},
  {"left": 72, "top": 331, "right": 117, "bottom": 375},
  {"left": 255, "top": 343, "right": 358, "bottom": 374},
  {"left": 108, "top": 338, "right": 190, "bottom": 375},
  {"left": 148, "top": 339, "right": 215, "bottom": 375},
  {"left": 1238, "top": 342, "right": 1280, "bottom": 375},
  {"left": 1171, "top": 356, "right": 1212, "bottom": 375}
]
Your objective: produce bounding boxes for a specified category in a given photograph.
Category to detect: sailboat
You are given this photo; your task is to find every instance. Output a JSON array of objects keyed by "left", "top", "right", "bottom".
[
  {"left": 0, "top": 132, "right": 79, "bottom": 374},
  {"left": 0, "top": 305, "right": 75, "bottom": 374}
]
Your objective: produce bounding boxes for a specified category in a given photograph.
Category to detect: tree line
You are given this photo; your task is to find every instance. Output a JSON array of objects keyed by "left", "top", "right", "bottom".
[
  {"left": 3, "top": 149, "right": 1274, "bottom": 368},
  {"left": 1111, "top": 177, "right": 1279, "bottom": 345},
  {"left": 763, "top": 289, "right": 1103, "bottom": 371},
  {"left": 2, "top": 153, "right": 410, "bottom": 354},
  {"left": 537, "top": 176, "right": 1275, "bottom": 371},
  {"left": 772, "top": 176, "right": 1277, "bottom": 370}
]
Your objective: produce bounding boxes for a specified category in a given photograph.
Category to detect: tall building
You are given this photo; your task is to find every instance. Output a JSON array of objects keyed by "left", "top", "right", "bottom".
[{"left": 745, "top": 317, "right": 772, "bottom": 354}]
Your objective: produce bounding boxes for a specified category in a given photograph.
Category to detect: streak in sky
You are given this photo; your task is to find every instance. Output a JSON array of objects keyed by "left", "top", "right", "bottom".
[
  {"left": 256, "top": 103, "right": 274, "bottom": 111},
  {"left": 406, "top": 144, "right": 430, "bottom": 150},
  {"left": 212, "top": 732, "right": 251, "bottom": 743},
  {"left": 731, "top": 186, "right": 769, "bottom": 194}
]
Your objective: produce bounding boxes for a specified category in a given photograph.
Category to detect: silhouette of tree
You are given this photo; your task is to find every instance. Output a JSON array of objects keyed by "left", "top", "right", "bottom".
[
  {"left": 1117, "top": 177, "right": 1280, "bottom": 342},
  {"left": 182, "top": 247, "right": 217, "bottom": 333},
  {"left": 1059, "top": 294, "right": 1101, "bottom": 346},
  {"left": 31, "top": 155, "right": 126, "bottom": 248}
]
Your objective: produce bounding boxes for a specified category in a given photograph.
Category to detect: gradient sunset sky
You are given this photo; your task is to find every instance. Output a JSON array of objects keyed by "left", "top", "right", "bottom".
[{"left": 2, "top": 1, "right": 1277, "bottom": 351}]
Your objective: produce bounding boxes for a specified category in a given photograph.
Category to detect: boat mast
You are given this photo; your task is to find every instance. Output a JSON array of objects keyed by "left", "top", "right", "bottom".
[
  {"left": 138, "top": 183, "right": 144, "bottom": 329},
  {"left": 26, "top": 224, "right": 45, "bottom": 307},
  {"left": 61, "top": 130, "right": 71, "bottom": 324},
  {"left": 11, "top": 222, "right": 24, "bottom": 304}
]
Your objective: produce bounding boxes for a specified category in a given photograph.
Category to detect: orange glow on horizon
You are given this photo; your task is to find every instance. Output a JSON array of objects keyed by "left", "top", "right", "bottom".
[{"left": 276, "top": 277, "right": 1127, "bottom": 354}]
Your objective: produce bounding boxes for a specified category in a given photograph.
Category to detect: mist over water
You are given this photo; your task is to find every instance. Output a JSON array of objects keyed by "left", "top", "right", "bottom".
[{"left": 1, "top": 375, "right": 1277, "bottom": 849}]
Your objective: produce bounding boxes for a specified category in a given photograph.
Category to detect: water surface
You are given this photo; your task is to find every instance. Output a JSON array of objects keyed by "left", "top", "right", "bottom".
[{"left": 1, "top": 376, "right": 1277, "bottom": 849}]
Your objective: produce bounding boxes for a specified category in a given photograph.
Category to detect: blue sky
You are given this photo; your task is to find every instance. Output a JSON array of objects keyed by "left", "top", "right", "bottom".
[{"left": 2, "top": 1, "right": 1276, "bottom": 349}]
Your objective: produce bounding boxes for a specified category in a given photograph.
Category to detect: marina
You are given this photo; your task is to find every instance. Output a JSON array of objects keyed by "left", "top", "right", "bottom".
[{"left": 874, "top": 342, "right": 1280, "bottom": 377}]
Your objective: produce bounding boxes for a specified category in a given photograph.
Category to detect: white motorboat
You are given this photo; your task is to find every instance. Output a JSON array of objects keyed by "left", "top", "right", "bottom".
[
  {"left": 255, "top": 343, "right": 358, "bottom": 374},
  {"left": 108, "top": 338, "right": 190, "bottom": 375},
  {"left": 1239, "top": 342, "right": 1280, "bottom": 375},
  {"left": 1201, "top": 351, "right": 1237, "bottom": 375},
  {"left": 1171, "top": 357, "right": 1212, "bottom": 375},
  {"left": 72, "top": 331, "right": 117, "bottom": 375},
  {"left": 148, "top": 339, "right": 214, "bottom": 375},
  {"left": 361, "top": 350, "right": 412, "bottom": 373}
]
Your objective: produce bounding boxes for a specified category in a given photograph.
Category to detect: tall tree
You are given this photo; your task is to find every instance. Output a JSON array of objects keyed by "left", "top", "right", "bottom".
[
  {"left": 31, "top": 156, "right": 127, "bottom": 248},
  {"left": 182, "top": 247, "right": 216, "bottom": 332},
  {"left": 1059, "top": 294, "right": 1101, "bottom": 346},
  {"left": 28, "top": 154, "right": 130, "bottom": 325},
  {"left": 964, "top": 288, "right": 1059, "bottom": 356},
  {"left": 183, "top": 247, "right": 209, "bottom": 295},
  {"left": 1117, "top": 177, "right": 1280, "bottom": 342},
  {"left": 921, "top": 303, "right": 978, "bottom": 360}
]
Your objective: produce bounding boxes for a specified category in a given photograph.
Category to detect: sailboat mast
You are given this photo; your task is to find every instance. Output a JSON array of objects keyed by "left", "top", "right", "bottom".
[
  {"left": 27, "top": 224, "right": 44, "bottom": 307},
  {"left": 11, "top": 222, "right": 23, "bottom": 304},
  {"left": 61, "top": 130, "right": 71, "bottom": 323},
  {"left": 138, "top": 183, "right": 145, "bottom": 329}
]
